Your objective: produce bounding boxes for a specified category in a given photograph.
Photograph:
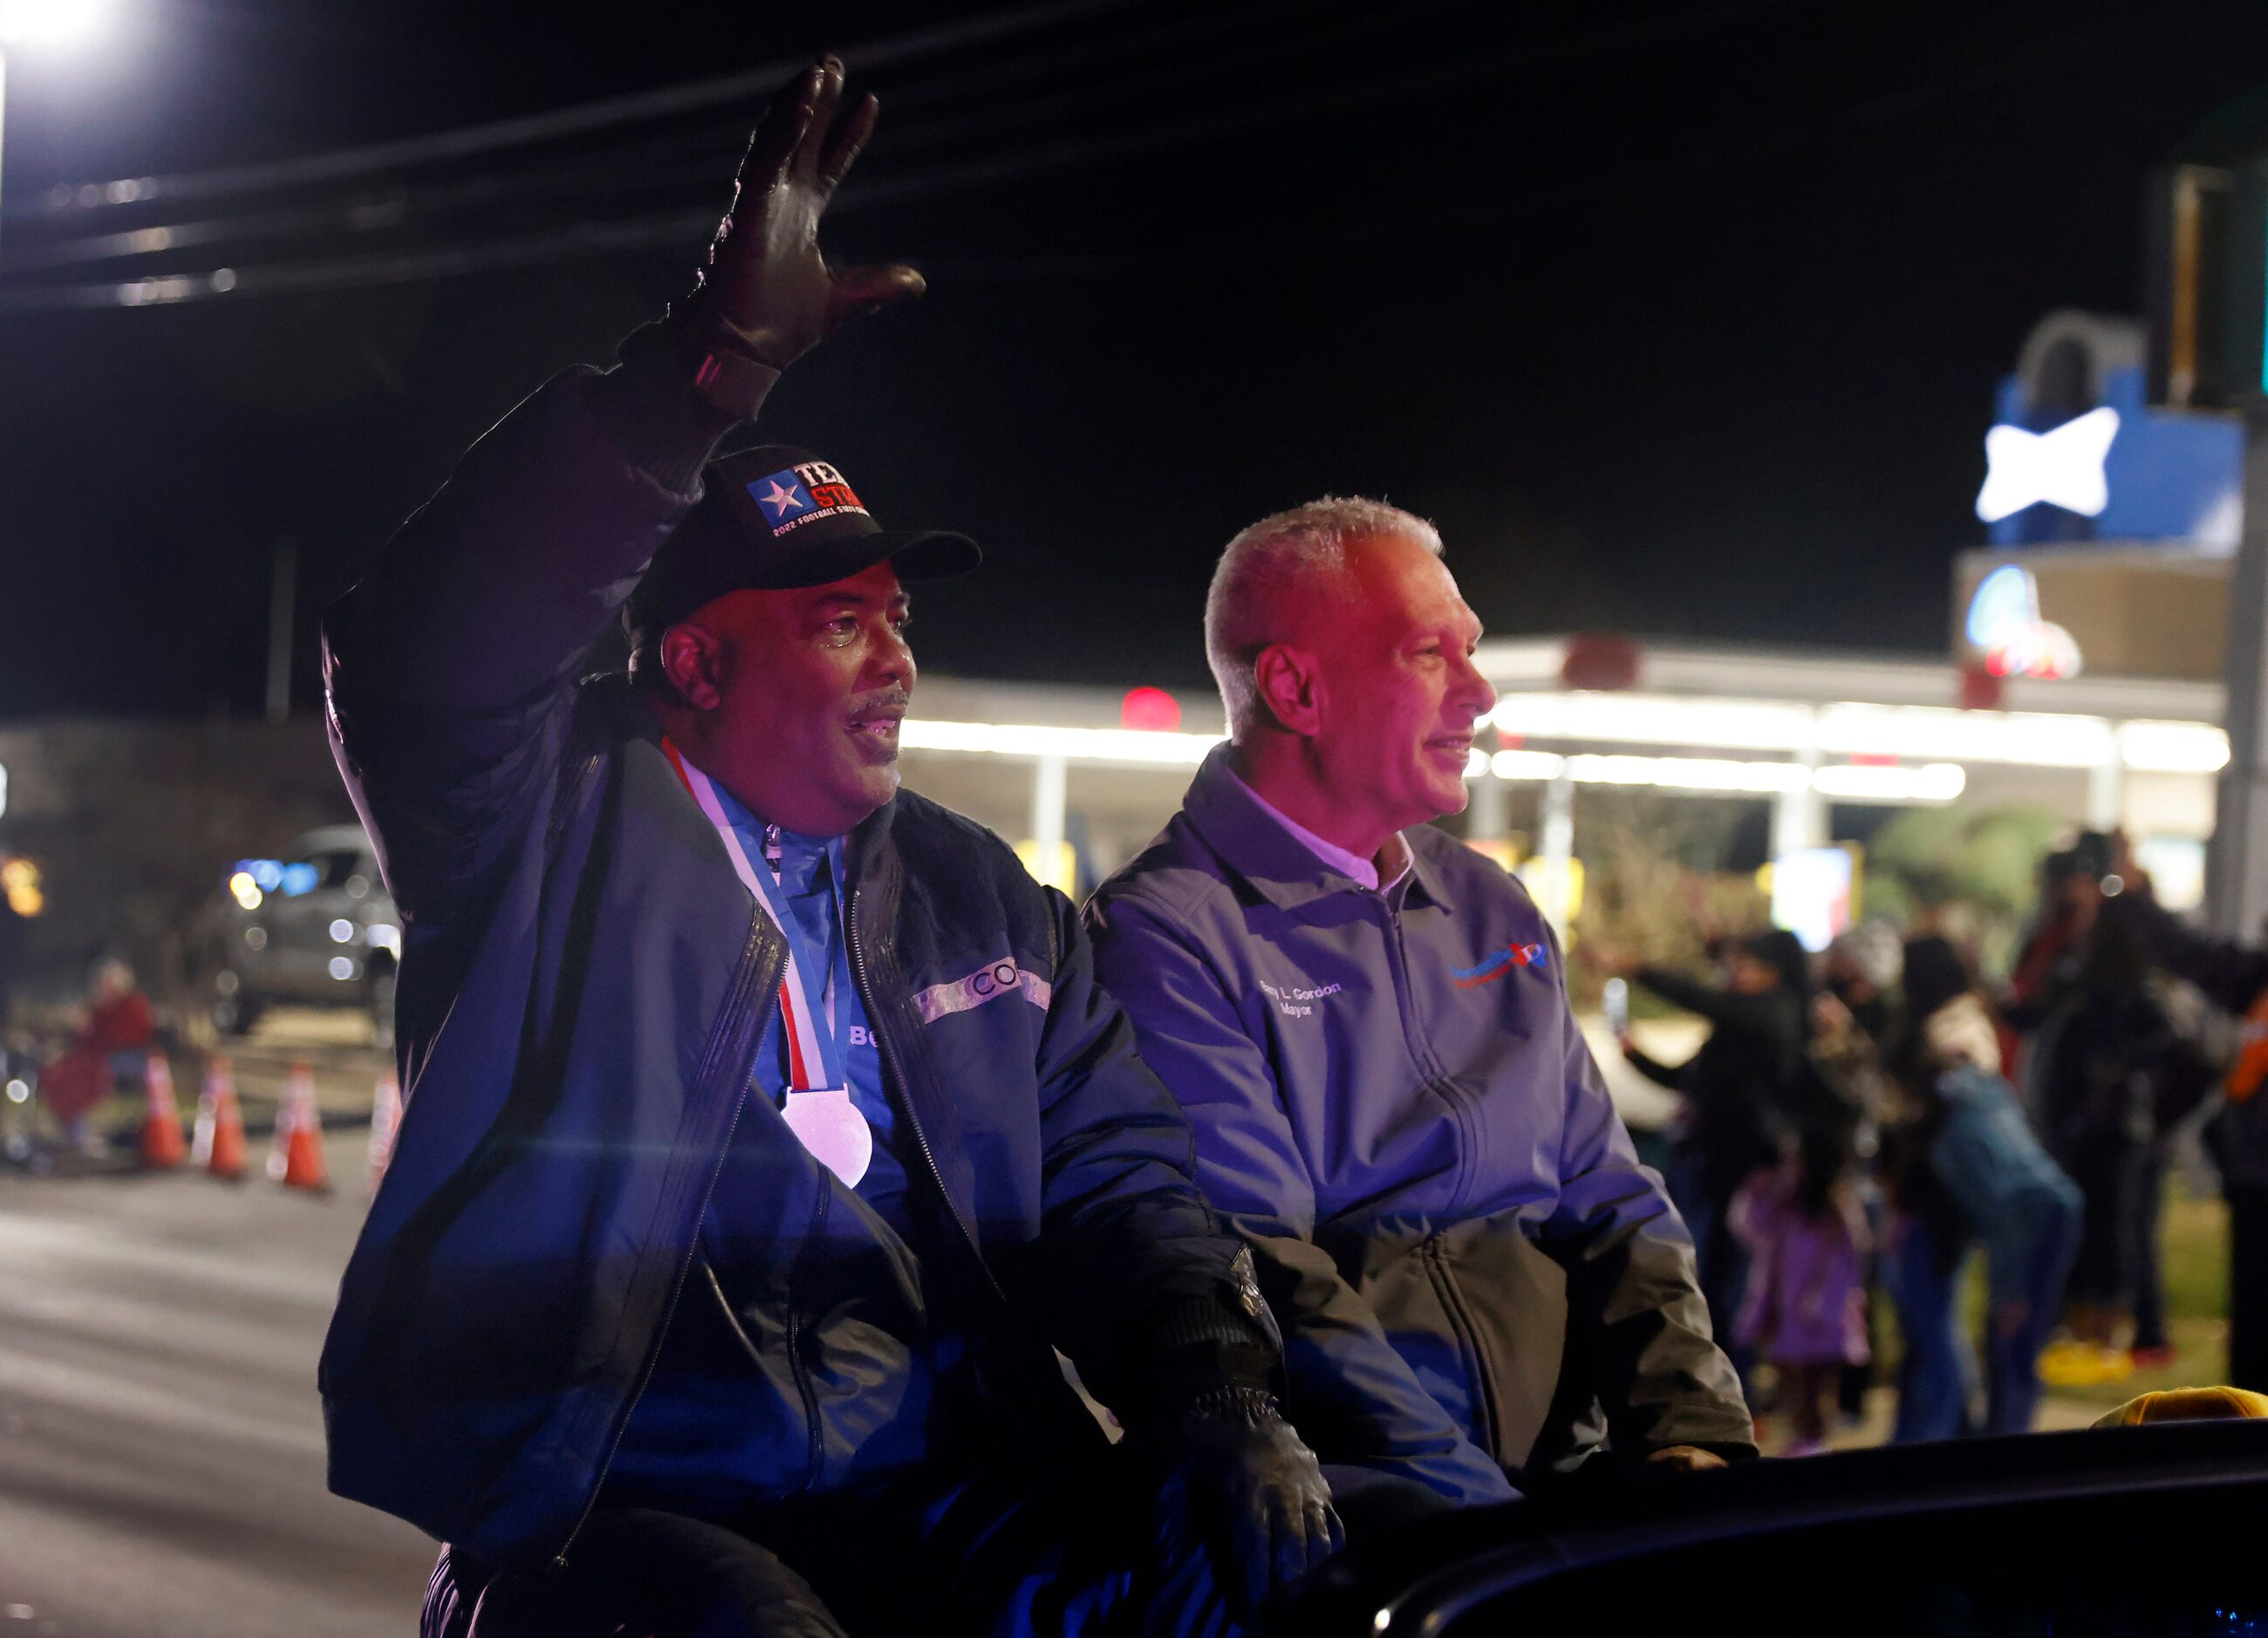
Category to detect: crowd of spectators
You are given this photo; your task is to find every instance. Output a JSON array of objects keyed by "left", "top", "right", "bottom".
[{"left": 1608, "top": 829, "right": 2260, "bottom": 1448}]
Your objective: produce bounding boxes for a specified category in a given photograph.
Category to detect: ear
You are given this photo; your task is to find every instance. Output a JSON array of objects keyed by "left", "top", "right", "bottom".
[
  {"left": 659, "top": 621, "right": 728, "bottom": 711},
  {"left": 1252, "top": 644, "right": 1323, "bottom": 736}
]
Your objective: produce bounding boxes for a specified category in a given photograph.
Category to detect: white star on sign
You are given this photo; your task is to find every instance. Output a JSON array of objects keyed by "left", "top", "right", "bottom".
[
  {"left": 1975, "top": 406, "right": 2119, "bottom": 524},
  {"left": 759, "top": 479, "right": 809, "bottom": 518}
]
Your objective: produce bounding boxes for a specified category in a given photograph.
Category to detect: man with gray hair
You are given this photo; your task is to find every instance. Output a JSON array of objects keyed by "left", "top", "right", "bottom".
[{"left": 1088, "top": 500, "right": 1753, "bottom": 1507}]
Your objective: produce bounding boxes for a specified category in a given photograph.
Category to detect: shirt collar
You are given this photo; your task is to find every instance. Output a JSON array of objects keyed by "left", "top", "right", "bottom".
[
  {"left": 1183, "top": 746, "right": 1445, "bottom": 912},
  {"left": 1225, "top": 766, "right": 1411, "bottom": 893},
  {"left": 706, "top": 776, "right": 844, "bottom": 891}
]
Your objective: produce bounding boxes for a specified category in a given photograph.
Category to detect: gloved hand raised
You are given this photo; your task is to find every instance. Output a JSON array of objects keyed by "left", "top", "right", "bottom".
[
  {"left": 1161, "top": 1389, "right": 1344, "bottom": 1623},
  {"left": 685, "top": 56, "right": 923, "bottom": 379}
]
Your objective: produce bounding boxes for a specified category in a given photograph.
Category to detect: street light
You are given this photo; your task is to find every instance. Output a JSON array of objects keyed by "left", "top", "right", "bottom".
[{"left": 0, "top": 0, "right": 110, "bottom": 259}]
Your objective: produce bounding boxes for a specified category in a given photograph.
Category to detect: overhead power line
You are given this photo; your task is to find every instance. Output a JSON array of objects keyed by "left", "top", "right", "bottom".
[
  {"left": 10, "top": 0, "right": 1793, "bottom": 230},
  {"left": 0, "top": 16, "right": 1711, "bottom": 307},
  {"left": 0, "top": 0, "right": 1838, "bottom": 307},
  {"left": 12, "top": 0, "right": 1151, "bottom": 219},
  {"left": 0, "top": 0, "right": 1425, "bottom": 273}
]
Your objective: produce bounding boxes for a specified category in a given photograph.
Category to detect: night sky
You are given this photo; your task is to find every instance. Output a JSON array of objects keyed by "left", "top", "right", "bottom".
[{"left": 4, "top": 0, "right": 2268, "bottom": 719}]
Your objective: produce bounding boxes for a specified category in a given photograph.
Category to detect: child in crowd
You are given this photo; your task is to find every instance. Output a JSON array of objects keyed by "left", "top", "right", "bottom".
[{"left": 1732, "top": 1119, "right": 1871, "bottom": 1456}]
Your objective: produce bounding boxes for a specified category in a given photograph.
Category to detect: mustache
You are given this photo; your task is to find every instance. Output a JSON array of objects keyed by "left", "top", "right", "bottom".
[{"left": 848, "top": 689, "right": 911, "bottom": 718}]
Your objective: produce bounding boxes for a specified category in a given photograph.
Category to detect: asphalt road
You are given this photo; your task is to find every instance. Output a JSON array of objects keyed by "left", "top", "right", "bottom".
[{"left": 0, "top": 1170, "right": 433, "bottom": 1636}]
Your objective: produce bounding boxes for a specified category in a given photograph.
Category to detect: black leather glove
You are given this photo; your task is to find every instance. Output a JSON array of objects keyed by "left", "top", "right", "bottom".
[
  {"left": 1160, "top": 1388, "right": 1343, "bottom": 1622},
  {"left": 674, "top": 54, "right": 923, "bottom": 413}
]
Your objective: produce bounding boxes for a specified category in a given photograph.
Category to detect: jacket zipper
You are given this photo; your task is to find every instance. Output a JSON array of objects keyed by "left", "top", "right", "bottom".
[
  {"left": 757, "top": 817, "right": 829, "bottom": 1488},
  {"left": 545, "top": 746, "right": 604, "bottom": 854},
  {"left": 788, "top": 1185, "right": 830, "bottom": 1491},
  {"left": 1375, "top": 893, "right": 1483, "bottom": 1214},
  {"left": 691, "top": 1124, "right": 833, "bottom": 1497},
  {"left": 1421, "top": 1234, "right": 1501, "bottom": 1460},
  {"left": 847, "top": 886, "right": 1003, "bottom": 1300},
  {"left": 550, "top": 927, "right": 776, "bottom": 1571}
]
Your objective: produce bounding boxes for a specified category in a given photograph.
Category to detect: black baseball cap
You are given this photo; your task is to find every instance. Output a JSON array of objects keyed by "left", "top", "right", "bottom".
[{"left": 624, "top": 443, "right": 980, "bottom": 665}]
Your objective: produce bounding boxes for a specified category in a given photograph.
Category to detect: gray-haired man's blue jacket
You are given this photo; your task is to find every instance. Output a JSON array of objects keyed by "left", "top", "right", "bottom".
[{"left": 1087, "top": 749, "right": 1753, "bottom": 1505}]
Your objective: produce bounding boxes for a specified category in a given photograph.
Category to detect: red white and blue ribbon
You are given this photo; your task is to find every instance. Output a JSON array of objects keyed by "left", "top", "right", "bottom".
[{"left": 662, "top": 739, "right": 872, "bottom": 1187}]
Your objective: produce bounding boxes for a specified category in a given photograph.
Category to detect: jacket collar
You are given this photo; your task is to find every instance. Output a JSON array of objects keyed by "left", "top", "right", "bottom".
[
  {"left": 1181, "top": 745, "right": 1449, "bottom": 914},
  {"left": 598, "top": 675, "right": 905, "bottom": 896},
  {"left": 844, "top": 795, "right": 901, "bottom": 912}
]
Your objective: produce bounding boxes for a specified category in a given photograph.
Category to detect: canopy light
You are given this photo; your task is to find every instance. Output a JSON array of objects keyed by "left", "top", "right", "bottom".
[
  {"left": 1484, "top": 748, "right": 1964, "bottom": 803},
  {"left": 1492, "top": 693, "right": 1814, "bottom": 754},
  {"left": 899, "top": 719, "right": 1224, "bottom": 767},
  {"left": 2119, "top": 720, "right": 2231, "bottom": 775},
  {"left": 1976, "top": 406, "right": 2119, "bottom": 523},
  {"left": 1812, "top": 702, "right": 2112, "bottom": 768},
  {"left": 898, "top": 704, "right": 2219, "bottom": 787},
  {"left": 1486, "top": 692, "right": 2217, "bottom": 774},
  {"left": 1812, "top": 761, "right": 1966, "bottom": 802}
]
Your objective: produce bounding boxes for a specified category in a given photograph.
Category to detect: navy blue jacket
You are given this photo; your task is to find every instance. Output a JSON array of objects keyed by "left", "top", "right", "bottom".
[
  {"left": 1087, "top": 753, "right": 1752, "bottom": 1505},
  {"left": 318, "top": 355, "right": 1275, "bottom": 1567}
]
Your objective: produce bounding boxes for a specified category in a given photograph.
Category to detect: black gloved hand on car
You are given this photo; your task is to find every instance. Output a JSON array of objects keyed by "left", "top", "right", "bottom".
[{"left": 1156, "top": 1387, "right": 1343, "bottom": 1623}]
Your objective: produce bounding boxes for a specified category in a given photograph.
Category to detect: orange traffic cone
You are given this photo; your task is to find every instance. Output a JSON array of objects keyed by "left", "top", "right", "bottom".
[
  {"left": 192, "top": 1056, "right": 247, "bottom": 1182},
  {"left": 268, "top": 1061, "right": 331, "bottom": 1193},
  {"left": 140, "top": 1053, "right": 186, "bottom": 1170},
  {"left": 367, "top": 1069, "right": 402, "bottom": 1194}
]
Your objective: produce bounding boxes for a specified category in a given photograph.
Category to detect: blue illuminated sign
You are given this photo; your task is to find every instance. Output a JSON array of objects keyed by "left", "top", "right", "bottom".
[{"left": 1984, "top": 364, "right": 2241, "bottom": 549}]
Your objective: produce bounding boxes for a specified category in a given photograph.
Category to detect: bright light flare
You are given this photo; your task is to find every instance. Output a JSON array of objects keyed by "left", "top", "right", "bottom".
[
  {"left": 229, "top": 871, "right": 263, "bottom": 911},
  {"left": 0, "top": 0, "right": 109, "bottom": 47}
]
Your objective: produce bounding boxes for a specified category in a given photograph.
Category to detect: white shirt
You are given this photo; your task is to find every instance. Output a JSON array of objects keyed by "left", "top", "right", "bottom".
[{"left": 1228, "top": 768, "right": 1412, "bottom": 894}]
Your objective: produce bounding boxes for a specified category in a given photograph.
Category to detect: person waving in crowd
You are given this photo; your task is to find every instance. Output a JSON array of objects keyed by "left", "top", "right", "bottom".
[{"left": 1612, "top": 930, "right": 1814, "bottom": 1373}]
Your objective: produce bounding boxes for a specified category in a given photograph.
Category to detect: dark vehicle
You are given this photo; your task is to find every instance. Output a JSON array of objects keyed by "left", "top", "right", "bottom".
[
  {"left": 197, "top": 824, "right": 399, "bottom": 1048},
  {"left": 1293, "top": 1421, "right": 2268, "bottom": 1637}
]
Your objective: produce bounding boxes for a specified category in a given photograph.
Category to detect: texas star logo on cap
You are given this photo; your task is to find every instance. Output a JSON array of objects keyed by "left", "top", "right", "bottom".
[{"left": 748, "top": 461, "right": 869, "bottom": 538}]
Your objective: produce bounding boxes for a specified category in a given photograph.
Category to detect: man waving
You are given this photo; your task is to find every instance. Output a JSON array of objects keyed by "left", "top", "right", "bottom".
[{"left": 320, "top": 59, "right": 1336, "bottom": 1636}]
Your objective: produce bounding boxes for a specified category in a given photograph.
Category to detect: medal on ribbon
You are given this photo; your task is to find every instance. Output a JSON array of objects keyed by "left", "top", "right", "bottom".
[{"left": 664, "top": 741, "right": 874, "bottom": 1188}]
